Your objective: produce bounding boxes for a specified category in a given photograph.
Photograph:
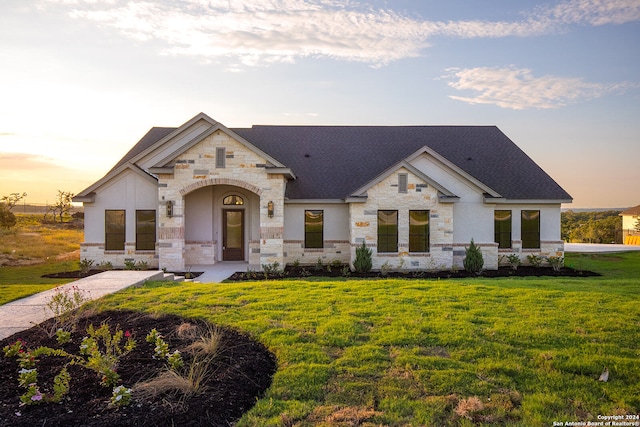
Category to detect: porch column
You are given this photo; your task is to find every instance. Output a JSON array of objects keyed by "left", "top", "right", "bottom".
[
  {"left": 259, "top": 195, "right": 284, "bottom": 269},
  {"left": 158, "top": 195, "right": 185, "bottom": 272}
]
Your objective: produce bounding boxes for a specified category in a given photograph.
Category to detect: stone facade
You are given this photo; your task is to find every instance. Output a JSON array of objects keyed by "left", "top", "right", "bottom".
[
  {"left": 80, "top": 243, "right": 159, "bottom": 269},
  {"left": 284, "top": 240, "right": 351, "bottom": 266},
  {"left": 349, "top": 167, "right": 456, "bottom": 271},
  {"left": 156, "top": 130, "right": 287, "bottom": 271}
]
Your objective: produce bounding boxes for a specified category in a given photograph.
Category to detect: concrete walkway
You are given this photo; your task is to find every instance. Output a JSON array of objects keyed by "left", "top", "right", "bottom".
[
  {"left": 0, "top": 263, "right": 248, "bottom": 341},
  {"left": 565, "top": 243, "right": 640, "bottom": 253},
  {"left": 0, "top": 270, "right": 164, "bottom": 341}
]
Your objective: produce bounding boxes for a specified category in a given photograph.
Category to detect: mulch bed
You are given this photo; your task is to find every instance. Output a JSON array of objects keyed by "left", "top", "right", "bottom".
[
  {"left": 0, "top": 310, "right": 277, "bottom": 427},
  {"left": 229, "top": 265, "right": 600, "bottom": 281}
]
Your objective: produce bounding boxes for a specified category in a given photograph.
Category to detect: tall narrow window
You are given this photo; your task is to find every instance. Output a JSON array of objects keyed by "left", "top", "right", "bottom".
[
  {"left": 105, "top": 210, "right": 125, "bottom": 251},
  {"left": 378, "top": 210, "right": 398, "bottom": 253},
  {"left": 398, "top": 173, "right": 408, "bottom": 193},
  {"left": 304, "top": 210, "right": 323, "bottom": 249},
  {"left": 216, "top": 147, "right": 226, "bottom": 168},
  {"left": 136, "top": 210, "right": 156, "bottom": 250},
  {"left": 409, "top": 210, "right": 430, "bottom": 252},
  {"left": 521, "top": 210, "right": 540, "bottom": 249},
  {"left": 494, "top": 210, "right": 512, "bottom": 248}
]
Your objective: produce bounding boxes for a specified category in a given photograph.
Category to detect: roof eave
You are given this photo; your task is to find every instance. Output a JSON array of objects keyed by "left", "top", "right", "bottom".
[{"left": 484, "top": 196, "right": 573, "bottom": 204}]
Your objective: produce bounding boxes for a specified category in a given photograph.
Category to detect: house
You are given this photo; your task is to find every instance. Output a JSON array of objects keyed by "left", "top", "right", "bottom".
[
  {"left": 620, "top": 204, "right": 640, "bottom": 244},
  {"left": 73, "top": 112, "right": 572, "bottom": 272}
]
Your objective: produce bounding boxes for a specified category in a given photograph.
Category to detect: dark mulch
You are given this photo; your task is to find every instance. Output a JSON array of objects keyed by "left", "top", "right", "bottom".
[
  {"left": 42, "top": 270, "right": 204, "bottom": 279},
  {"left": 229, "top": 265, "right": 600, "bottom": 281},
  {"left": 0, "top": 310, "right": 277, "bottom": 427}
]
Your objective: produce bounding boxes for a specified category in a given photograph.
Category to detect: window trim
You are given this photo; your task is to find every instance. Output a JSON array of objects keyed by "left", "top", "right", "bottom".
[
  {"left": 304, "top": 210, "right": 324, "bottom": 249},
  {"left": 105, "top": 209, "right": 125, "bottom": 251},
  {"left": 494, "top": 210, "right": 512, "bottom": 249},
  {"left": 135, "top": 210, "right": 156, "bottom": 251},
  {"left": 377, "top": 210, "right": 398, "bottom": 253}
]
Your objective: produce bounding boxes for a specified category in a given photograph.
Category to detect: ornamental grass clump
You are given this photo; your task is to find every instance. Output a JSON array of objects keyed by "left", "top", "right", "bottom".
[{"left": 463, "top": 239, "right": 484, "bottom": 275}]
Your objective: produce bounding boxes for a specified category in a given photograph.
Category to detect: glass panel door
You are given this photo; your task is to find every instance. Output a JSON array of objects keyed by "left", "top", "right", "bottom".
[{"left": 223, "top": 210, "right": 244, "bottom": 261}]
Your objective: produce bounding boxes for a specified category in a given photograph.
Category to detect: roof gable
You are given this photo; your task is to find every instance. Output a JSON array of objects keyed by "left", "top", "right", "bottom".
[
  {"left": 77, "top": 115, "right": 573, "bottom": 203},
  {"left": 350, "top": 160, "right": 458, "bottom": 200},
  {"left": 620, "top": 204, "right": 640, "bottom": 216}
]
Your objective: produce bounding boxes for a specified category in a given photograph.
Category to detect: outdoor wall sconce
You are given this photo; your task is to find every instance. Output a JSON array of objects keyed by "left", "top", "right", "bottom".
[
  {"left": 267, "top": 200, "right": 274, "bottom": 218},
  {"left": 166, "top": 200, "right": 173, "bottom": 218}
]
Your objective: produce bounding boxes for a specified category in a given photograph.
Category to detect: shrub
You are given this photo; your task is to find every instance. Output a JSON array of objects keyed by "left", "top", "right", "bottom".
[
  {"left": 527, "top": 254, "right": 543, "bottom": 268},
  {"left": 0, "top": 204, "right": 16, "bottom": 229},
  {"left": 506, "top": 254, "right": 521, "bottom": 270},
  {"left": 353, "top": 242, "right": 372, "bottom": 273},
  {"left": 79, "top": 259, "right": 94, "bottom": 275},
  {"left": 547, "top": 256, "right": 564, "bottom": 272},
  {"left": 463, "top": 239, "right": 484, "bottom": 275}
]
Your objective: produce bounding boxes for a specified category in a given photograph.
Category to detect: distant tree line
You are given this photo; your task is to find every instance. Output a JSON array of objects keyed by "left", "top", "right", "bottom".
[
  {"left": 1, "top": 191, "right": 75, "bottom": 229},
  {"left": 562, "top": 210, "right": 622, "bottom": 244}
]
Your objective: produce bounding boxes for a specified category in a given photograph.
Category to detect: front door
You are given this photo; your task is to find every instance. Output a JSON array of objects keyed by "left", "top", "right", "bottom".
[{"left": 223, "top": 209, "right": 244, "bottom": 261}]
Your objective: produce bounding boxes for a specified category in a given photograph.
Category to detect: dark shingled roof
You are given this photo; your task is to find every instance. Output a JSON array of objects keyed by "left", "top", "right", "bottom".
[{"left": 116, "top": 124, "right": 572, "bottom": 201}]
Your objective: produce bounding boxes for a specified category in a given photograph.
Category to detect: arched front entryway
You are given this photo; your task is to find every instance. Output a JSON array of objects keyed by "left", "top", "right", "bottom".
[{"left": 183, "top": 184, "right": 260, "bottom": 265}]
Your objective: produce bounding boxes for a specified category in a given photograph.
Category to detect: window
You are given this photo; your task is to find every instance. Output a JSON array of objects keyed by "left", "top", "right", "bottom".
[
  {"left": 216, "top": 147, "right": 226, "bottom": 168},
  {"left": 136, "top": 210, "right": 156, "bottom": 251},
  {"left": 223, "top": 195, "right": 244, "bottom": 205},
  {"left": 105, "top": 210, "right": 125, "bottom": 251},
  {"left": 378, "top": 210, "right": 398, "bottom": 253},
  {"left": 304, "top": 210, "right": 323, "bottom": 248},
  {"left": 521, "top": 210, "right": 540, "bottom": 249},
  {"left": 409, "top": 210, "right": 430, "bottom": 252},
  {"left": 398, "top": 173, "right": 408, "bottom": 193},
  {"left": 494, "top": 210, "right": 512, "bottom": 248}
]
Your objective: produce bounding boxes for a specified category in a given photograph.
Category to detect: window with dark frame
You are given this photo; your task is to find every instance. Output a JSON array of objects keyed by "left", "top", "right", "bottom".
[
  {"left": 521, "top": 210, "right": 541, "bottom": 249},
  {"left": 409, "top": 210, "right": 430, "bottom": 252},
  {"left": 216, "top": 147, "right": 226, "bottom": 168},
  {"left": 136, "top": 210, "right": 156, "bottom": 251},
  {"left": 105, "top": 210, "right": 125, "bottom": 251},
  {"left": 304, "top": 210, "right": 323, "bottom": 249},
  {"left": 378, "top": 210, "right": 398, "bottom": 253},
  {"left": 494, "top": 210, "right": 512, "bottom": 248}
]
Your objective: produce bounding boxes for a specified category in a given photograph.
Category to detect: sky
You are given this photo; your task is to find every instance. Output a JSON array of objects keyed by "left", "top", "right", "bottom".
[{"left": 1, "top": 0, "right": 639, "bottom": 209}]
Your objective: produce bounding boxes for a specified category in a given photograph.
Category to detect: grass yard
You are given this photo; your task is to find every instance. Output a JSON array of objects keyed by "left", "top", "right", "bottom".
[
  {"left": 0, "top": 214, "right": 81, "bottom": 304},
  {"left": 90, "top": 252, "right": 640, "bottom": 427}
]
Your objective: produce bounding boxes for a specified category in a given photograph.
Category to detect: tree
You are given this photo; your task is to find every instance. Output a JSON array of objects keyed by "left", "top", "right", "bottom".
[
  {"left": 1, "top": 192, "right": 27, "bottom": 211},
  {"left": 0, "top": 204, "right": 16, "bottom": 229},
  {"left": 48, "top": 190, "right": 75, "bottom": 223},
  {"left": 463, "top": 239, "right": 484, "bottom": 275},
  {"left": 635, "top": 216, "right": 640, "bottom": 233}
]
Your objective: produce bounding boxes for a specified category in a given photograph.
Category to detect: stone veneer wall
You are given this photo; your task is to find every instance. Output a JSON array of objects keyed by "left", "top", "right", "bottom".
[
  {"left": 284, "top": 241, "right": 351, "bottom": 266},
  {"left": 80, "top": 243, "right": 159, "bottom": 269},
  {"left": 156, "top": 129, "right": 287, "bottom": 271},
  {"left": 349, "top": 167, "right": 455, "bottom": 271},
  {"left": 497, "top": 240, "right": 565, "bottom": 267}
]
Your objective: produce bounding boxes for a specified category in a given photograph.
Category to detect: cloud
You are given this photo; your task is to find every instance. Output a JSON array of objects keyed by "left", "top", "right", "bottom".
[
  {"left": 442, "top": 66, "right": 638, "bottom": 109},
  {"left": 39, "top": 0, "right": 640, "bottom": 67}
]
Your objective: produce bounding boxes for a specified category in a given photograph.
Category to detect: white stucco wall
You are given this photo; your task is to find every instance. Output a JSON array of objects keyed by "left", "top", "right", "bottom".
[{"left": 83, "top": 169, "right": 158, "bottom": 243}]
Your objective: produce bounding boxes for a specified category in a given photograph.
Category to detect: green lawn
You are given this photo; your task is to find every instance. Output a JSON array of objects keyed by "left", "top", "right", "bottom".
[
  {"left": 0, "top": 261, "right": 78, "bottom": 305},
  {"left": 89, "top": 252, "right": 640, "bottom": 426}
]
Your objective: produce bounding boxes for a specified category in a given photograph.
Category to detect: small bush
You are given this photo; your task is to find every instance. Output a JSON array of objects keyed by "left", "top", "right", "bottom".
[
  {"left": 547, "top": 256, "right": 564, "bottom": 272},
  {"left": 506, "top": 254, "right": 521, "bottom": 270},
  {"left": 527, "top": 254, "right": 543, "bottom": 268},
  {"left": 79, "top": 259, "right": 94, "bottom": 275},
  {"left": 353, "top": 242, "right": 372, "bottom": 273},
  {"left": 463, "top": 239, "right": 484, "bottom": 275}
]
